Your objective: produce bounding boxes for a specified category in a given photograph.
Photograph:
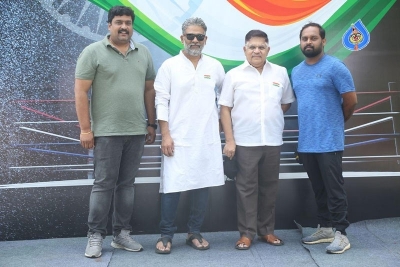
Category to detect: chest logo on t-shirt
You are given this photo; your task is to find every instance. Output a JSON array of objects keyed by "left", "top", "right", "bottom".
[{"left": 204, "top": 74, "right": 211, "bottom": 79}]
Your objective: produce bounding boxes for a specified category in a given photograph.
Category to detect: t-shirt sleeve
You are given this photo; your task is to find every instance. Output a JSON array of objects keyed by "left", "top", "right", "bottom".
[
  {"left": 333, "top": 61, "right": 355, "bottom": 94},
  {"left": 144, "top": 48, "right": 156, "bottom": 81},
  {"left": 75, "top": 47, "right": 96, "bottom": 80}
]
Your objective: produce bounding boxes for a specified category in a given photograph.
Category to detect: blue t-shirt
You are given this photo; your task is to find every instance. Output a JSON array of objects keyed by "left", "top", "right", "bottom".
[{"left": 291, "top": 54, "right": 355, "bottom": 152}]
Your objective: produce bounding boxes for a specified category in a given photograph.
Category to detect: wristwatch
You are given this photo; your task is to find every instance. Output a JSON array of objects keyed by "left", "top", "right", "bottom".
[{"left": 147, "top": 123, "right": 157, "bottom": 130}]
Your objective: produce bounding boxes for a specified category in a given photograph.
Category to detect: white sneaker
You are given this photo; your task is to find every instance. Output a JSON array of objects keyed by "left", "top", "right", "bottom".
[
  {"left": 302, "top": 225, "right": 335, "bottom": 244},
  {"left": 111, "top": 229, "right": 143, "bottom": 252},
  {"left": 85, "top": 232, "right": 103, "bottom": 258},
  {"left": 326, "top": 231, "right": 351, "bottom": 254}
]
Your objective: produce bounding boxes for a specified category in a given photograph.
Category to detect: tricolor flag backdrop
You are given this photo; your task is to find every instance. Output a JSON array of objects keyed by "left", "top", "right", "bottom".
[{"left": 0, "top": 0, "right": 399, "bottom": 240}]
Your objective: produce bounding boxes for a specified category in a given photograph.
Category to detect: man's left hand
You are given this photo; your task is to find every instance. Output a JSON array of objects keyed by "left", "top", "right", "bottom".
[{"left": 146, "top": 126, "right": 156, "bottom": 144}]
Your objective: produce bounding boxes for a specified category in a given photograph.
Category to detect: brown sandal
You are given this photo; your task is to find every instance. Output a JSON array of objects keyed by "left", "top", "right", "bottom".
[
  {"left": 235, "top": 236, "right": 251, "bottom": 250},
  {"left": 259, "top": 234, "right": 284, "bottom": 246}
]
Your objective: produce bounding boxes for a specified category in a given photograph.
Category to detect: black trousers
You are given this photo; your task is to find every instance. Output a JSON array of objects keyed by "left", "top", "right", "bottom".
[{"left": 300, "top": 152, "right": 350, "bottom": 234}]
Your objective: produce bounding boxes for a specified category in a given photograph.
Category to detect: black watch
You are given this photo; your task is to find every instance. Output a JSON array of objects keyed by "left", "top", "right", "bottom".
[{"left": 147, "top": 123, "right": 157, "bottom": 130}]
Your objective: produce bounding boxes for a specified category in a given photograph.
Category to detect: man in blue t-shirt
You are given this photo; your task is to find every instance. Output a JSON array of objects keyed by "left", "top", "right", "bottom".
[{"left": 291, "top": 22, "right": 357, "bottom": 254}]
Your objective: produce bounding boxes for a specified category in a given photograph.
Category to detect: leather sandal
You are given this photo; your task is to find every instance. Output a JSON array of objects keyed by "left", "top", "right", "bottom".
[
  {"left": 155, "top": 236, "right": 172, "bottom": 254},
  {"left": 235, "top": 236, "right": 251, "bottom": 250},
  {"left": 259, "top": 234, "right": 284, "bottom": 246},
  {"left": 186, "top": 233, "right": 210, "bottom": 250}
]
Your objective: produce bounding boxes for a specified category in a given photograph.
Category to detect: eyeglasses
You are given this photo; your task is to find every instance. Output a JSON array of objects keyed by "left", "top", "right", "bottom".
[{"left": 184, "top": 34, "right": 206, "bottom": 41}]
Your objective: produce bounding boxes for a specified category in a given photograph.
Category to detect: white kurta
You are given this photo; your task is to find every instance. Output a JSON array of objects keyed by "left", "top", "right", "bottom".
[{"left": 155, "top": 51, "right": 225, "bottom": 193}]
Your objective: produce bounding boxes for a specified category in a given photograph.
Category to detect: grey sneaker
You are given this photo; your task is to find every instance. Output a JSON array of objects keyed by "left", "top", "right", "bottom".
[
  {"left": 326, "top": 231, "right": 351, "bottom": 254},
  {"left": 85, "top": 232, "right": 103, "bottom": 258},
  {"left": 111, "top": 229, "right": 143, "bottom": 252},
  {"left": 302, "top": 225, "right": 335, "bottom": 244}
]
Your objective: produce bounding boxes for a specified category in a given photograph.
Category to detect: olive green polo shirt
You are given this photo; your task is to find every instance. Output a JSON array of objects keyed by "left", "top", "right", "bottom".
[{"left": 75, "top": 36, "right": 156, "bottom": 136}]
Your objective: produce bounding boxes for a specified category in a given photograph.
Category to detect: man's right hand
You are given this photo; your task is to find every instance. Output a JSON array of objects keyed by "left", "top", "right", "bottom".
[
  {"left": 223, "top": 140, "right": 236, "bottom": 160},
  {"left": 80, "top": 132, "right": 94, "bottom": 149},
  {"left": 161, "top": 133, "right": 174, "bottom": 157}
]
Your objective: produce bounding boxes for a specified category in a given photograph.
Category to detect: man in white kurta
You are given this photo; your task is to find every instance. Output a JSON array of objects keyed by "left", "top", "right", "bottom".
[{"left": 154, "top": 17, "right": 225, "bottom": 254}]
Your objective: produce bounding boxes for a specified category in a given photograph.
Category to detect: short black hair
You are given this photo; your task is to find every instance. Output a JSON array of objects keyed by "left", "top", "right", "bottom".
[
  {"left": 107, "top": 6, "right": 135, "bottom": 23},
  {"left": 299, "top": 22, "right": 325, "bottom": 39},
  {"left": 245, "top": 30, "right": 269, "bottom": 44}
]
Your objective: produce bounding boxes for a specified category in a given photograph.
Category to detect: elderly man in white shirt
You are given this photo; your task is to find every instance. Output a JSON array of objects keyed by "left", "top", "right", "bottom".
[
  {"left": 154, "top": 17, "right": 225, "bottom": 254},
  {"left": 219, "top": 30, "right": 295, "bottom": 250}
]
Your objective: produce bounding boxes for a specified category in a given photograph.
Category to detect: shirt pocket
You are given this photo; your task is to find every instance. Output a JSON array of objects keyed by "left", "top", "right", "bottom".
[{"left": 268, "top": 81, "right": 283, "bottom": 100}]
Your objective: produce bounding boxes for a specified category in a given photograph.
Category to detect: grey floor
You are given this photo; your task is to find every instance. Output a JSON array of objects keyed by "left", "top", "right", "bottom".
[{"left": 1, "top": 217, "right": 399, "bottom": 267}]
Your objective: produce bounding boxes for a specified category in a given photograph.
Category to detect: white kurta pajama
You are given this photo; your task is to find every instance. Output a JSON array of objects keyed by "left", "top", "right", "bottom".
[{"left": 155, "top": 51, "right": 225, "bottom": 193}]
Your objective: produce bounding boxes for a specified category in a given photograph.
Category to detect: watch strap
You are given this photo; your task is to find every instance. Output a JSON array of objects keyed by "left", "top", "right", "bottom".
[{"left": 147, "top": 123, "right": 157, "bottom": 130}]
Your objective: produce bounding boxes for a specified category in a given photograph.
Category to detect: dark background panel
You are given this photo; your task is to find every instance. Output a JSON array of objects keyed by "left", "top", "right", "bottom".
[
  {"left": 0, "top": 0, "right": 399, "bottom": 241},
  {"left": 1, "top": 178, "right": 400, "bottom": 241}
]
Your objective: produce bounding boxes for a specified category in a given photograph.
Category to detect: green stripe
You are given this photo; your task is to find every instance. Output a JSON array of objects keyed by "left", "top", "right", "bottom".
[
  {"left": 326, "top": 0, "right": 396, "bottom": 60},
  {"left": 368, "top": 0, "right": 396, "bottom": 29},
  {"left": 89, "top": 0, "right": 396, "bottom": 72}
]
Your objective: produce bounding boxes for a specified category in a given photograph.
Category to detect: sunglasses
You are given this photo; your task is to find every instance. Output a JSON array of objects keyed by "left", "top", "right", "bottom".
[{"left": 184, "top": 33, "right": 206, "bottom": 41}]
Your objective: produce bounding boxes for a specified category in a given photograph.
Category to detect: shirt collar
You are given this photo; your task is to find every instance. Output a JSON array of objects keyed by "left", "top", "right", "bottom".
[
  {"left": 179, "top": 50, "right": 203, "bottom": 61},
  {"left": 129, "top": 39, "right": 136, "bottom": 50},
  {"left": 103, "top": 34, "right": 136, "bottom": 50},
  {"left": 241, "top": 59, "right": 270, "bottom": 70}
]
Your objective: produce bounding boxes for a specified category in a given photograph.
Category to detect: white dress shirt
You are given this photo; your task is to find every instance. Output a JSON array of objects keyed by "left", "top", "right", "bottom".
[{"left": 219, "top": 60, "right": 295, "bottom": 146}]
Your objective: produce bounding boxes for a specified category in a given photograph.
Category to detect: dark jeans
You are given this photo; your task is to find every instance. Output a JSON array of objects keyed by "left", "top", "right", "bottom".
[
  {"left": 88, "top": 135, "right": 145, "bottom": 236},
  {"left": 300, "top": 152, "right": 350, "bottom": 234},
  {"left": 159, "top": 188, "right": 209, "bottom": 238}
]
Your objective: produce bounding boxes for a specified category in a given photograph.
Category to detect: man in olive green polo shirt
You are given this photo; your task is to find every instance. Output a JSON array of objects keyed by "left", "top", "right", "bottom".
[{"left": 74, "top": 6, "right": 156, "bottom": 258}]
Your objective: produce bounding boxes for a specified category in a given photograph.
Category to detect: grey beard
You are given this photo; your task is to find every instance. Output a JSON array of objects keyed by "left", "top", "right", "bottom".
[
  {"left": 184, "top": 43, "right": 202, "bottom": 56},
  {"left": 186, "top": 48, "right": 201, "bottom": 56}
]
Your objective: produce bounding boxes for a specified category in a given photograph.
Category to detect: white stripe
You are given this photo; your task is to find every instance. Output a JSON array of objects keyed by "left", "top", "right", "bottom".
[
  {"left": 1, "top": 172, "right": 399, "bottom": 189},
  {"left": 346, "top": 117, "right": 393, "bottom": 132},
  {"left": 19, "top": 127, "right": 79, "bottom": 141}
]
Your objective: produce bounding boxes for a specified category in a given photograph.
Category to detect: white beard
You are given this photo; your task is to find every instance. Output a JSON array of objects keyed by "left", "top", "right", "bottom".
[{"left": 183, "top": 43, "right": 203, "bottom": 56}]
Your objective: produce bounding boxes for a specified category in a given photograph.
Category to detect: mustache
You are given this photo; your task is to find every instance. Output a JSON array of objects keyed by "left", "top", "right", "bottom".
[{"left": 304, "top": 45, "right": 313, "bottom": 49}]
